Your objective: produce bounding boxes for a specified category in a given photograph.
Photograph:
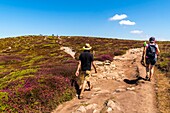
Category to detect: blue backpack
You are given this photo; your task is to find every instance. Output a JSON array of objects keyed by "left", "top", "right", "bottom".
[{"left": 146, "top": 44, "right": 157, "bottom": 59}]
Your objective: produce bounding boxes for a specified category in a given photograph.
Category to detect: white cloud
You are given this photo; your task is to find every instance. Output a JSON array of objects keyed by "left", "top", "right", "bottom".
[
  {"left": 130, "top": 30, "right": 143, "bottom": 34},
  {"left": 109, "top": 14, "right": 127, "bottom": 21},
  {"left": 119, "top": 20, "right": 136, "bottom": 25}
]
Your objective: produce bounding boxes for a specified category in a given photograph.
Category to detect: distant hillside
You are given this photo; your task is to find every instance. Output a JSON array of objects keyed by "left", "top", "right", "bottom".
[{"left": 0, "top": 35, "right": 169, "bottom": 112}]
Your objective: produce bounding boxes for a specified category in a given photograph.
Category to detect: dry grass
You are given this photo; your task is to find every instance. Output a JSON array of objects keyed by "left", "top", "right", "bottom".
[
  {"left": 155, "top": 41, "right": 170, "bottom": 113},
  {"left": 155, "top": 69, "right": 170, "bottom": 113}
]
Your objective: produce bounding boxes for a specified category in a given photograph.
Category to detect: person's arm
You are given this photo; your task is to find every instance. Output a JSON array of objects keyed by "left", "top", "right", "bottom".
[
  {"left": 143, "top": 46, "right": 147, "bottom": 65},
  {"left": 142, "top": 42, "right": 147, "bottom": 60},
  {"left": 75, "top": 61, "right": 81, "bottom": 76},
  {"left": 92, "top": 61, "right": 97, "bottom": 73},
  {"left": 156, "top": 45, "right": 160, "bottom": 55},
  {"left": 142, "top": 46, "right": 146, "bottom": 59}
]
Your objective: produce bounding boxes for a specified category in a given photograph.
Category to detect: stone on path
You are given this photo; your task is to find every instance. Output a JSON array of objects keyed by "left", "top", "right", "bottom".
[
  {"left": 126, "top": 87, "right": 135, "bottom": 91},
  {"left": 115, "top": 88, "right": 126, "bottom": 93},
  {"left": 75, "top": 106, "right": 86, "bottom": 113},
  {"left": 85, "top": 104, "right": 98, "bottom": 110}
]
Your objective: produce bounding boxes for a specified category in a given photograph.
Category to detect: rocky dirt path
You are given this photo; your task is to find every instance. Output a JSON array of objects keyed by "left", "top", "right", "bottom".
[
  {"left": 60, "top": 47, "right": 76, "bottom": 59},
  {"left": 52, "top": 48, "right": 158, "bottom": 113}
]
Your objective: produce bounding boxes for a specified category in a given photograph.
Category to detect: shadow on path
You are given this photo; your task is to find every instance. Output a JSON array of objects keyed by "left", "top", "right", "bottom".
[
  {"left": 123, "top": 76, "right": 145, "bottom": 85},
  {"left": 71, "top": 79, "right": 81, "bottom": 95}
]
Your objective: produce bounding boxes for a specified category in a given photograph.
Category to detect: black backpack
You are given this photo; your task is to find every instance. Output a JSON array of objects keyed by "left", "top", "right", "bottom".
[{"left": 146, "top": 44, "right": 157, "bottom": 59}]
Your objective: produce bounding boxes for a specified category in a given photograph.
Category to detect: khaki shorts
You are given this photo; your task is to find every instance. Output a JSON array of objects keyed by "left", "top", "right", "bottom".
[{"left": 80, "top": 70, "right": 91, "bottom": 82}]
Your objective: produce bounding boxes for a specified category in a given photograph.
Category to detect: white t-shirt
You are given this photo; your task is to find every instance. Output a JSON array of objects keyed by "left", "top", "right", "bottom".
[{"left": 146, "top": 43, "right": 159, "bottom": 48}]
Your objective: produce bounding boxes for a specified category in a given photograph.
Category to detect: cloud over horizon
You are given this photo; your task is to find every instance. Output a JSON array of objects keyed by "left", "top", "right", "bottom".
[
  {"left": 109, "top": 14, "right": 127, "bottom": 21},
  {"left": 119, "top": 20, "right": 136, "bottom": 25},
  {"left": 130, "top": 30, "right": 143, "bottom": 34}
]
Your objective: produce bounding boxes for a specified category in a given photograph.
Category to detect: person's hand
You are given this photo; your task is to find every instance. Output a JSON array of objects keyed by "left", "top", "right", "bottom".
[
  {"left": 140, "top": 57, "right": 146, "bottom": 67},
  {"left": 75, "top": 71, "right": 79, "bottom": 76},
  {"left": 144, "top": 59, "right": 146, "bottom": 67}
]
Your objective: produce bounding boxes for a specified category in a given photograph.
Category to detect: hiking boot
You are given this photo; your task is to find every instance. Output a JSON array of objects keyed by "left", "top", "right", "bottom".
[
  {"left": 90, "top": 85, "right": 93, "bottom": 91},
  {"left": 136, "top": 75, "right": 140, "bottom": 78},
  {"left": 145, "top": 76, "right": 151, "bottom": 81},
  {"left": 145, "top": 76, "right": 149, "bottom": 81},
  {"left": 148, "top": 78, "right": 151, "bottom": 81},
  {"left": 87, "top": 85, "right": 93, "bottom": 91},
  {"left": 78, "top": 95, "right": 83, "bottom": 99}
]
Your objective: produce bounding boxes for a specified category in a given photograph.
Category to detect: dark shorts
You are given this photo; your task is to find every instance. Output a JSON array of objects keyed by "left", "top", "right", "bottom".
[{"left": 146, "top": 58, "right": 157, "bottom": 65}]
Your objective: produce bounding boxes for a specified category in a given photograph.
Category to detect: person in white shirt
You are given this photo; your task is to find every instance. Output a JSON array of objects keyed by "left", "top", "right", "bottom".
[{"left": 143, "top": 37, "right": 160, "bottom": 81}]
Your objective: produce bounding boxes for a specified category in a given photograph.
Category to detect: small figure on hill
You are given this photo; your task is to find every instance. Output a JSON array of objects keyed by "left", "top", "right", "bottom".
[
  {"left": 143, "top": 37, "right": 160, "bottom": 81},
  {"left": 75, "top": 43, "right": 97, "bottom": 99}
]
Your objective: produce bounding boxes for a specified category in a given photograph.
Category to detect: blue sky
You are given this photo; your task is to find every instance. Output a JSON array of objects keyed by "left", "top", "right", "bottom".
[{"left": 0, "top": 0, "right": 170, "bottom": 41}]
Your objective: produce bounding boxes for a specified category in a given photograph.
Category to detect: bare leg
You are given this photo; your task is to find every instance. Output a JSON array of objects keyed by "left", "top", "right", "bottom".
[
  {"left": 146, "top": 64, "right": 150, "bottom": 77},
  {"left": 79, "top": 80, "right": 87, "bottom": 97},
  {"left": 87, "top": 81, "right": 90, "bottom": 88},
  {"left": 79, "top": 84, "right": 82, "bottom": 90},
  {"left": 87, "top": 81, "right": 93, "bottom": 90},
  {"left": 85, "top": 71, "right": 92, "bottom": 90},
  {"left": 150, "top": 65, "right": 155, "bottom": 79}
]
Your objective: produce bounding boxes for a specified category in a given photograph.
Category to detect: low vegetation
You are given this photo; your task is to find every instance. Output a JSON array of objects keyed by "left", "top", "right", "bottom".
[
  {"left": 155, "top": 41, "right": 170, "bottom": 113},
  {"left": 0, "top": 35, "right": 169, "bottom": 112}
]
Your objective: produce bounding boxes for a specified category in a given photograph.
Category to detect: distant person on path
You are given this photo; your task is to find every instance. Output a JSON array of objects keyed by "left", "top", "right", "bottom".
[
  {"left": 143, "top": 37, "right": 160, "bottom": 81},
  {"left": 75, "top": 43, "right": 97, "bottom": 99}
]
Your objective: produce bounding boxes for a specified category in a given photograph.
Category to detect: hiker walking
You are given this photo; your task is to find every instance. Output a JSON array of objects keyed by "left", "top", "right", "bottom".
[
  {"left": 143, "top": 37, "right": 160, "bottom": 81},
  {"left": 75, "top": 43, "right": 97, "bottom": 99}
]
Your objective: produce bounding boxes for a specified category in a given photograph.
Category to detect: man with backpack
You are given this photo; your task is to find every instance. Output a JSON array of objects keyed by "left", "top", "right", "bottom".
[
  {"left": 75, "top": 43, "right": 97, "bottom": 99},
  {"left": 143, "top": 37, "right": 160, "bottom": 81}
]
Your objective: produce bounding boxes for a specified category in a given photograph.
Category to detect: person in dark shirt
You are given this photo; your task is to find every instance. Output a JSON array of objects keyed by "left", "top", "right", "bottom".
[{"left": 75, "top": 43, "right": 97, "bottom": 99}]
